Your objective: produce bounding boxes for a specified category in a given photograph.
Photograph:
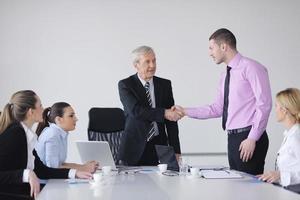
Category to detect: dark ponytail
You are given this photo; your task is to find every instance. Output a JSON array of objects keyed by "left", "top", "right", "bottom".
[
  {"left": 36, "top": 107, "right": 51, "bottom": 136},
  {"left": 36, "top": 102, "right": 71, "bottom": 136}
]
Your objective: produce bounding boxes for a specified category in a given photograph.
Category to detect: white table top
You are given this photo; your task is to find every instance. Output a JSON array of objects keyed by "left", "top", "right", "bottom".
[{"left": 37, "top": 170, "right": 299, "bottom": 200}]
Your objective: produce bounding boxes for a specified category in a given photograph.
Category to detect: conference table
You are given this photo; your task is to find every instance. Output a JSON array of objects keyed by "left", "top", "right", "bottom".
[{"left": 36, "top": 168, "right": 299, "bottom": 200}]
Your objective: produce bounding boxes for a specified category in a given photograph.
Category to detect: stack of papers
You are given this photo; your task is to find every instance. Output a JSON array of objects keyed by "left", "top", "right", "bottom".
[
  {"left": 201, "top": 170, "right": 243, "bottom": 179},
  {"left": 66, "top": 179, "right": 91, "bottom": 184}
]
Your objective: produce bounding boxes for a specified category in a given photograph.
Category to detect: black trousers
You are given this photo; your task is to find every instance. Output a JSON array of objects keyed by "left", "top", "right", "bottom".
[
  {"left": 137, "top": 136, "right": 162, "bottom": 166},
  {"left": 227, "top": 130, "right": 269, "bottom": 175}
]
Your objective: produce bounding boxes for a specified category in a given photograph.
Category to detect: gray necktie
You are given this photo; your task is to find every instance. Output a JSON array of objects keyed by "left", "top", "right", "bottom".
[{"left": 145, "top": 82, "right": 157, "bottom": 142}]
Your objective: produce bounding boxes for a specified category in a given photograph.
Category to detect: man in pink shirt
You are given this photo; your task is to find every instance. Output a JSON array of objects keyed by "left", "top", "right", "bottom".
[{"left": 175, "top": 28, "right": 272, "bottom": 175}]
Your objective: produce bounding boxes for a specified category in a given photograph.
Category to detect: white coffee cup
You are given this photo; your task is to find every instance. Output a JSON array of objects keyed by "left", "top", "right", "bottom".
[
  {"left": 158, "top": 164, "right": 168, "bottom": 173},
  {"left": 93, "top": 173, "right": 103, "bottom": 183},
  {"left": 102, "top": 166, "right": 112, "bottom": 175},
  {"left": 190, "top": 167, "right": 199, "bottom": 177}
]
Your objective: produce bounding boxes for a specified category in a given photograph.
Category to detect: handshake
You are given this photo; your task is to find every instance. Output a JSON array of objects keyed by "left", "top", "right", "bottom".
[{"left": 164, "top": 105, "right": 185, "bottom": 121}]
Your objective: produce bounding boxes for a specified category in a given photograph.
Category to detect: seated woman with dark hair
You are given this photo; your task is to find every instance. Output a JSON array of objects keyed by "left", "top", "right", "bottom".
[
  {"left": 35, "top": 102, "right": 98, "bottom": 173},
  {"left": 0, "top": 90, "right": 92, "bottom": 199}
]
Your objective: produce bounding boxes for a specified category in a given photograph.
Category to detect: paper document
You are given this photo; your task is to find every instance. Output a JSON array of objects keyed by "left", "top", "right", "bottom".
[
  {"left": 201, "top": 170, "right": 243, "bottom": 179},
  {"left": 118, "top": 167, "right": 142, "bottom": 174},
  {"left": 193, "top": 165, "right": 226, "bottom": 170},
  {"left": 66, "top": 179, "right": 90, "bottom": 184}
]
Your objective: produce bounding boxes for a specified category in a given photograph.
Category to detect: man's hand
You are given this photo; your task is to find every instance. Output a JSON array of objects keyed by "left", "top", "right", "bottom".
[
  {"left": 257, "top": 171, "right": 280, "bottom": 183},
  {"left": 28, "top": 170, "right": 40, "bottom": 199},
  {"left": 239, "top": 138, "right": 256, "bottom": 162},
  {"left": 164, "top": 108, "right": 183, "bottom": 121},
  {"left": 172, "top": 105, "right": 186, "bottom": 117}
]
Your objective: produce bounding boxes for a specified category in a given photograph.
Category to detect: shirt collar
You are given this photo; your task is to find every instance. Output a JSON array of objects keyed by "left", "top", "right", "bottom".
[
  {"left": 137, "top": 74, "right": 154, "bottom": 87},
  {"left": 283, "top": 123, "right": 300, "bottom": 138},
  {"left": 228, "top": 53, "right": 242, "bottom": 69},
  {"left": 20, "top": 122, "right": 37, "bottom": 142},
  {"left": 49, "top": 123, "right": 68, "bottom": 138}
]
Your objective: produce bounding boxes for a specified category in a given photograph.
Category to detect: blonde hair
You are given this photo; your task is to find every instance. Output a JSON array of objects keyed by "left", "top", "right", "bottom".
[
  {"left": 276, "top": 88, "right": 300, "bottom": 123},
  {"left": 0, "top": 90, "right": 37, "bottom": 134}
]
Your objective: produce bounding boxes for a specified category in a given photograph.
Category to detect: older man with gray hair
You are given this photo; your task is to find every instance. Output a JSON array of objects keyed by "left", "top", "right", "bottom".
[{"left": 118, "top": 45, "right": 181, "bottom": 166}]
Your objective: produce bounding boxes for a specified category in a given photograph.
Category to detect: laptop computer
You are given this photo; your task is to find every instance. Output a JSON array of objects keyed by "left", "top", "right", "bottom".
[
  {"left": 76, "top": 141, "right": 116, "bottom": 170},
  {"left": 155, "top": 145, "right": 179, "bottom": 171}
]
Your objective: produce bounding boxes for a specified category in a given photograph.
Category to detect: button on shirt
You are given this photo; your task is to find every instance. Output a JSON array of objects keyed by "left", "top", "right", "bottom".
[
  {"left": 277, "top": 124, "right": 300, "bottom": 186},
  {"left": 185, "top": 53, "right": 272, "bottom": 140},
  {"left": 35, "top": 123, "right": 68, "bottom": 168}
]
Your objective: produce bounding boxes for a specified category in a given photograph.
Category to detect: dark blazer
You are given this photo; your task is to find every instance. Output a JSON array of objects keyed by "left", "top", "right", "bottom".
[
  {"left": 0, "top": 122, "right": 69, "bottom": 195},
  {"left": 118, "top": 74, "right": 181, "bottom": 165}
]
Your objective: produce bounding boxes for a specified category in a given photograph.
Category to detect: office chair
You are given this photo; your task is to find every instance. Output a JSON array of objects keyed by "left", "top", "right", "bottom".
[{"left": 87, "top": 107, "right": 125, "bottom": 165}]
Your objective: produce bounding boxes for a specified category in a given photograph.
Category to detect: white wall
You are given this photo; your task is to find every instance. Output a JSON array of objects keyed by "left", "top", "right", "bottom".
[{"left": 1, "top": 0, "right": 300, "bottom": 170}]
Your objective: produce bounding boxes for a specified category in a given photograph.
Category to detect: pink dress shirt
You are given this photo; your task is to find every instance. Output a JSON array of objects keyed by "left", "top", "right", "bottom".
[{"left": 185, "top": 53, "right": 272, "bottom": 141}]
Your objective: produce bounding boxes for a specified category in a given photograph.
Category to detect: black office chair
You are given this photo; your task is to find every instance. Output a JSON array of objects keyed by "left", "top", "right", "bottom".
[{"left": 87, "top": 107, "right": 125, "bottom": 165}]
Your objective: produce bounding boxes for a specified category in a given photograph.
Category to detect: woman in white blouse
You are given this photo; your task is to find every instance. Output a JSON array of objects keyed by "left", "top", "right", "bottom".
[
  {"left": 258, "top": 88, "right": 300, "bottom": 186},
  {"left": 35, "top": 102, "right": 99, "bottom": 173}
]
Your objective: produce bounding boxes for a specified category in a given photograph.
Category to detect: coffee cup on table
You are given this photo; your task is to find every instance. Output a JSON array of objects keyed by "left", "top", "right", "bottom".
[
  {"left": 93, "top": 173, "right": 103, "bottom": 183},
  {"left": 158, "top": 164, "right": 168, "bottom": 173},
  {"left": 190, "top": 167, "right": 199, "bottom": 177},
  {"left": 102, "top": 166, "right": 112, "bottom": 175}
]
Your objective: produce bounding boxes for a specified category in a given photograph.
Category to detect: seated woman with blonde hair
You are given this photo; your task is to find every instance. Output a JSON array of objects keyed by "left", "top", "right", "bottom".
[
  {"left": 258, "top": 88, "right": 300, "bottom": 186},
  {"left": 35, "top": 102, "right": 98, "bottom": 173}
]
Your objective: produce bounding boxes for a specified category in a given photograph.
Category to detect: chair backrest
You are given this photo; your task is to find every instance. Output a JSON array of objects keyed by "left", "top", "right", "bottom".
[{"left": 87, "top": 107, "right": 125, "bottom": 165}]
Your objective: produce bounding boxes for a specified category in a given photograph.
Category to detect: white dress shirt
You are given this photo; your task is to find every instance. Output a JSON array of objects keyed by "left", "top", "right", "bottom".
[
  {"left": 137, "top": 75, "right": 159, "bottom": 137},
  {"left": 21, "top": 122, "right": 37, "bottom": 182},
  {"left": 277, "top": 123, "right": 300, "bottom": 186}
]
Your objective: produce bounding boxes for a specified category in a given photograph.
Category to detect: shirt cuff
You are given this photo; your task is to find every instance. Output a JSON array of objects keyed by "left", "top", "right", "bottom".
[
  {"left": 247, "top": 128, "right": 261, "bottom": 141},
  {"left": 185, "top": 108, "right": 196, "bottom": 118},
  {"left": 68, "top": 169, "right": 76, "bottom": 179},
  {"left": 22, "top": 169, "right": 30, "bottom": 183},
  {"left": 280, "top": 171, "right": 291, "bottom": 187}
]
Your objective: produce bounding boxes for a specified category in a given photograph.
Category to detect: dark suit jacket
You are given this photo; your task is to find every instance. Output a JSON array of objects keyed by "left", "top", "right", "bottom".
[
  {"left": 0, "top": 122, "right": 69, "bottom": 195},
  {"left": 118, "top": 74, "right": 181, "bottom": 165}
]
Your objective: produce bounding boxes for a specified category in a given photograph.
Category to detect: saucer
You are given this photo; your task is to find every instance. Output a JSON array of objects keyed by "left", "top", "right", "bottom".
[
  {"left": 89, "top": 180, "right": 102, "bottom": 186},
  {"left": 186, "top": 174, "right": 200, "bottom": 179}
]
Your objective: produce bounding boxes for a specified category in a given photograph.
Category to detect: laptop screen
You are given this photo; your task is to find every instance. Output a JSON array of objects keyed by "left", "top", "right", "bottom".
[{"left": 76, "top": 141, "right": 116, "bottom": 170}]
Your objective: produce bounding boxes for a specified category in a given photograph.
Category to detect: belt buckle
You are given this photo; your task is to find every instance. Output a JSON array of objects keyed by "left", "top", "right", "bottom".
[{"left": 228, "top": 126, "right": 251, "bottom": 134}]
